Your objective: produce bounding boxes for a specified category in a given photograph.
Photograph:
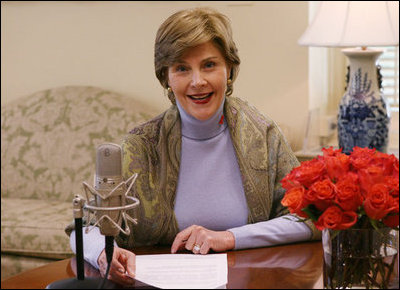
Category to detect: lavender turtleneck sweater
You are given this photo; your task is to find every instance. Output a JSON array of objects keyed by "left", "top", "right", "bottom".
[
  {"left": 70, "top": 97, "right": 312, "bottom": 269},
  {"left": 174, "top": 98, "right": 248, "bottom": 231},
  {"left": 174, "top": 98, "right": 312, "bottom": 249}
]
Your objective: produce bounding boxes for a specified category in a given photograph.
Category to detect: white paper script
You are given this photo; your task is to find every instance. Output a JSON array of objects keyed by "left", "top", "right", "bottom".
[{"left": 130, "top": 253, "right": 227, "bottom": 289}]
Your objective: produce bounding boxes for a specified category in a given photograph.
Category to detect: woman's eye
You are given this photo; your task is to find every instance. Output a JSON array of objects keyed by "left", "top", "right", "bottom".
[
  {"left": 204, "top": 61, "right": 215, "bottom": 68},
  {"left": 176, "top": 65, "right": 187, "bottom": 72}
]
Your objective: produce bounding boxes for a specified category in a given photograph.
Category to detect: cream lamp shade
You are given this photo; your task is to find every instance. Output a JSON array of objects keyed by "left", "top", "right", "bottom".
[{"left": 298, "top": 1, "right": 399, "bottom": 47}]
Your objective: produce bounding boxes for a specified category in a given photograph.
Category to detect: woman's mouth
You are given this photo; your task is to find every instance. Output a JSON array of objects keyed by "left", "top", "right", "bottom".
[{"left": 187, "top": 92, "right": 213, "bottom": 104}]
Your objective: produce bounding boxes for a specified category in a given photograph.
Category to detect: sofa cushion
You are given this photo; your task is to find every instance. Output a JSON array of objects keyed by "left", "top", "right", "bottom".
[
  {"left": 1, "top": 254, "right": 55, "bottom": 280},
  {"left": 1, "top": 198, "right": 74, "bottom": 259}
]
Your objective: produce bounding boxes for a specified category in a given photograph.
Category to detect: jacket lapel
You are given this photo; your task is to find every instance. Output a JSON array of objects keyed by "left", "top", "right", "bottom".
[{"left": 224, "top": 97, "right": 272, "bottom": 223}]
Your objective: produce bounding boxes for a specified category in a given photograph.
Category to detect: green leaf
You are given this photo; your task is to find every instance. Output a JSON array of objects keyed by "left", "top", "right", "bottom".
[{"left": 302, "top": 204, "right": 322, "bottom": 222}]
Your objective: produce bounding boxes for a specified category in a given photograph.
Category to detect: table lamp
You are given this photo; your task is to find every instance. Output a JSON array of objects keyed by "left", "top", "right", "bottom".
[{"left": 298, "top": 1, "right": 399, "bottom": 154}]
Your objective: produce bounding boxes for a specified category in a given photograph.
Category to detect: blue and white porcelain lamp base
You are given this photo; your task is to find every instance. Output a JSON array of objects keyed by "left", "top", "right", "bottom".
[{"left": 337, "top": 48, "right": 390, "bottom": 154}]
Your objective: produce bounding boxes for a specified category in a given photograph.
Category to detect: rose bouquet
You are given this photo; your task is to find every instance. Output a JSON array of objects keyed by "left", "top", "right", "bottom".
[{"left": 281, "top": 147, "right": 399, "bottom": 289}]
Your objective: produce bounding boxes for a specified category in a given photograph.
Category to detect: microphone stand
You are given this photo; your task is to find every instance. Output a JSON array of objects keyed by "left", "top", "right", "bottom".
[
  {"left": 46, "top": 195, "right": 118, "bottom": 289},
  {"left": 74, "top": 195, "right": 85, "bottom": 281}
]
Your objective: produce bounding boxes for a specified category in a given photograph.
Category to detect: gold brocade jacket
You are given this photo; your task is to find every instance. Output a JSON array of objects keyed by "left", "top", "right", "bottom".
[{"left": 116, "top": 96, "right": 321, "bottom": 248}]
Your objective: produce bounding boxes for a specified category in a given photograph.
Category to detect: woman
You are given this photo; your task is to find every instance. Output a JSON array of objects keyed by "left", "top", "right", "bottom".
[{"left": 68, "top": 7, "right": 320, "bottom": 285}]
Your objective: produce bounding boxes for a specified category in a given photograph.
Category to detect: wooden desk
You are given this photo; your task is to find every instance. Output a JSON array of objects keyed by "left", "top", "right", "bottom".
[{"left": 1, "top": 241, "right": 323, "bottom": 289}]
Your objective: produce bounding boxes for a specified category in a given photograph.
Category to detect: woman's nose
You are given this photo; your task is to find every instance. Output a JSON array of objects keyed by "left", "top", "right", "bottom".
[{"left": 190, "top": 71, "right": 207, "bottom": 87}]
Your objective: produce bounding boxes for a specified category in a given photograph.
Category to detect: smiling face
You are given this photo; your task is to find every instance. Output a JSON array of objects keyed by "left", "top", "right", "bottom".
[{"left": 167, "top": 41, "right": 230, "bottom": 121}]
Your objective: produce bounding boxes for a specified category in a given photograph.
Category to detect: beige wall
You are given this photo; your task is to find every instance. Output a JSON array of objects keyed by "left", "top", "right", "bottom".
[{"left": 1, "top": 1, "right": 309, "bottom": 150}]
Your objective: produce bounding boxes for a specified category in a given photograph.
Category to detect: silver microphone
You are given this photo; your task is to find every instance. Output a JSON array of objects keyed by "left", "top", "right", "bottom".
[
  {"left": 82, "top": 143, "right": 139, "bottom": 237},
  {"left": 95, "top": 143, "right": 124, "bottom": 236}
]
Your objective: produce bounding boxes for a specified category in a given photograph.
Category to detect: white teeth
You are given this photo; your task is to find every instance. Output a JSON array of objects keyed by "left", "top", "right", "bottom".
[
  {"left": 192, "top": 95, "right": 207, "bottom": 99},
  {"left": 188, "top": 93, "right": 212, "bottom": 99}
]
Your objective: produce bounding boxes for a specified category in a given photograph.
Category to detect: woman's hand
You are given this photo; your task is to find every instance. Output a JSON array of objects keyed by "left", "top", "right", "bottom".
[
  {"left": 171, "top": 225, "right": 235, "bottom": 254},
  {"left": 97, "top": 247, "right": 136, "bottom": 286}
]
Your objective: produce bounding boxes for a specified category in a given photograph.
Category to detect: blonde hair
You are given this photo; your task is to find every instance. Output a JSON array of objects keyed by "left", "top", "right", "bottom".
[{"left": 154, "top": 7, "right": 240, "bottom": 100}]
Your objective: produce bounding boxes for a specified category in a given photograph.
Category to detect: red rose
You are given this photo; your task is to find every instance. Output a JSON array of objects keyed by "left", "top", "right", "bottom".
[
  {"left": 291, "top": 158, "right": 326, "bottom": 188},
  {"left": 392, "top": 155, "right": 399, "bottom": 177},
  {"left": 281, "top": 170, "right": 302, "bottom": 190},
  {"left": 281, "top": 186, "right": 308, "bottom": 218},
  {"left": 306, "top": 178, "right": 335, "bottom": 211},
  {"left": 370, "top": 152, "right": 396, "bottom": 176},
  {"left": 363, "top": 184, "right": 391, "bottom": 220},
  {"left": 314, "top": 205, "right": 358, "bottom": 230},
  {"left": 335, "top": 173, "right": 363, "bottom": 211},
  {"left": 322, "top": 147, "right": 343, "bottom": 157},
  {"left": 358, "top": 166, "right": 385, "bottom": 196},
  {"left": 384, "top": 176, "right": 399, "bottom": 198},
  {"left": 323, "top": 153, "right": 350, "bottom": 181},
  {"left": 386, "top": 193, "right": 399, "bottom": 214},
  {"left": 350, "top": 147, "right": 376, "bottom": 170},
  {"left": 383, "top": 191, "right": 399, "bottom": 228}
]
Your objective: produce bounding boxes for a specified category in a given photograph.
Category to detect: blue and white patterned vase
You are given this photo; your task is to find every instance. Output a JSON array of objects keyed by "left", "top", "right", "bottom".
[{"left": 338, "top": 49, "right": 390, "bottom": 155}]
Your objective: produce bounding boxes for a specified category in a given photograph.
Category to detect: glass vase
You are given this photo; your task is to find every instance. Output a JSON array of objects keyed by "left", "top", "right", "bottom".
[{"left": 322, "top": 228, "right": 399, "bottom": 289}]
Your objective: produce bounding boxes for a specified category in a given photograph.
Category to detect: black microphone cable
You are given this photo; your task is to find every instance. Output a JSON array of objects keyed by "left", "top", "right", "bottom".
[{"left": 98, "top": 236, "right": 114, "bottom": 289}]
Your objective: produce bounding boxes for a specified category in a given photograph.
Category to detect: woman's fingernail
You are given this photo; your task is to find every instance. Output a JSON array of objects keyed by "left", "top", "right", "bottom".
[
  {"left": 125, "top": 270, "right": 135, "bottom": 279},
  {"left": 118, "top": 268, "right": 125, "bottom": 273}
]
